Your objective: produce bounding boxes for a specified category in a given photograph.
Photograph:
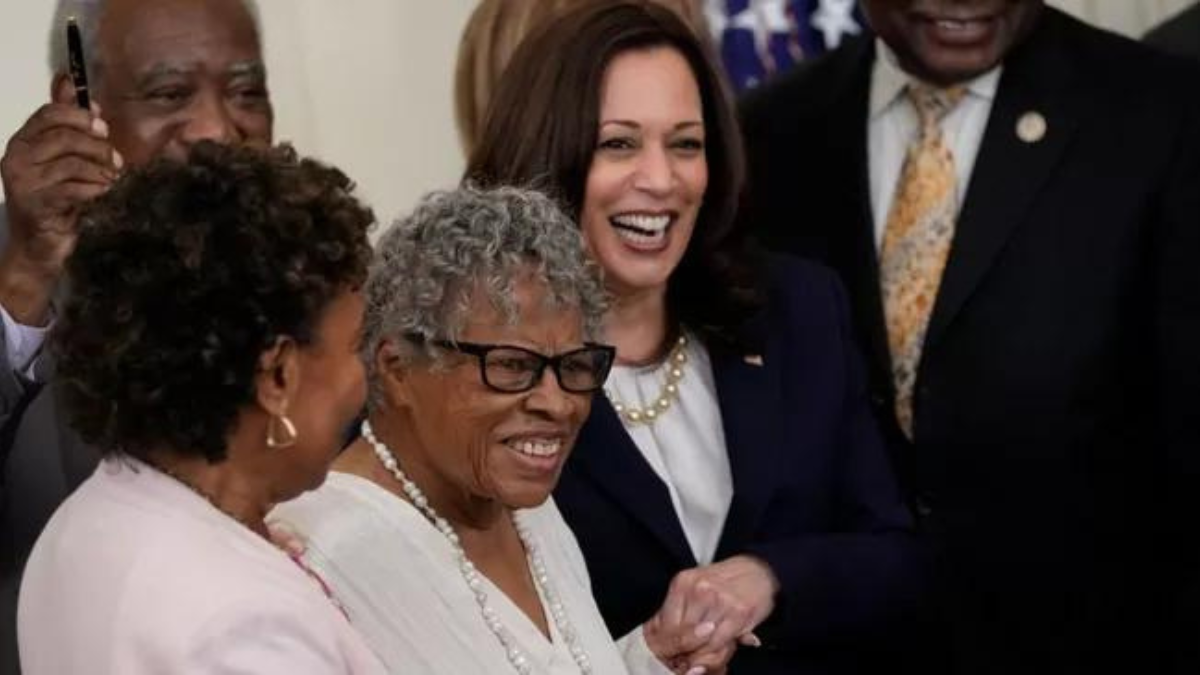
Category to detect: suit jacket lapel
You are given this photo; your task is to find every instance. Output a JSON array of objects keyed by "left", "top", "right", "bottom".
[
  {"left": 712, "top": 318, "right": 782, "bottom": 559},
  {"left": 34, "top": 354, "right": 97, "bottom": 490},
  {"left": 52, "top": 387, "right": 98, "bottom": 490},
  {"left": 572, "top": 397, "right": 696, "bottom": 566},
  {"left": 570, "top": 319, "right": 784, "bottom": 565},
  {"left": 829, "top": 39, "right": 896, "bottom": 389},
  {"left": 925, "top": 10, "right": 1081, "bottom": 349}
]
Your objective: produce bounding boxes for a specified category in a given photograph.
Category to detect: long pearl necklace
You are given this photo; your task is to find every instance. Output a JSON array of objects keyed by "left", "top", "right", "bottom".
[
  {"left": 362, "top": 421, "right": 593, "bottom": 674},
  {"left": 605, "top": 333, "right": 688, "bottom": 426}
]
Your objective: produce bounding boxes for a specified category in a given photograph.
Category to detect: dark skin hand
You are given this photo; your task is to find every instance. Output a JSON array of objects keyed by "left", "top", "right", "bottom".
[
  {"left": 0, "top": 0, "right": 271, "bottom": 328},
  {"left": 0, "top": 89, "right": 121, "bottom": 326}
]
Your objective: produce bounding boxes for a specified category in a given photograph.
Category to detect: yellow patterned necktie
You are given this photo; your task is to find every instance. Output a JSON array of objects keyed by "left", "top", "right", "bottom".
[{"left": 880, "top": 84, "right": 966, "bottom": 439}]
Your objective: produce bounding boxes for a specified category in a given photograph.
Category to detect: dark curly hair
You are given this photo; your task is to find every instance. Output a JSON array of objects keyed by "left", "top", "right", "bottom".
[
  {"left": 52, "top": 142, "right": 375, "bottom": 463},
  {"left": 466, "top": 0, "right": 765, "bottom": 350}
]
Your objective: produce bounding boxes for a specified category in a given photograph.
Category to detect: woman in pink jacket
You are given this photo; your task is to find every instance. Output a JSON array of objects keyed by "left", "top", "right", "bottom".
[{"left": 17, "top": 143, "right": 384, "bottom": 674}]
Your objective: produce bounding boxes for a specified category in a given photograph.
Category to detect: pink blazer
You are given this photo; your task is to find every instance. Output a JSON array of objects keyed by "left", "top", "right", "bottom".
[{"left": 18, "top": 457, "right": 384, "bottom": 674}]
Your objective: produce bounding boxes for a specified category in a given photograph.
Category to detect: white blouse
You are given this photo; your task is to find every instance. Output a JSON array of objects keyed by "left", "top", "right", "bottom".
[
  {"left": 271, "top": 472, "right": 669, "bottom": 675},
  {"left": 604, "top": 334, "right": 733, "bottom": 565}
]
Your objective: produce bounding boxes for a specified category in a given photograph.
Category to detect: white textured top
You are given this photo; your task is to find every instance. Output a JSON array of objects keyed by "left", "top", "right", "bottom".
[
  {"left": 868, "top": 40, "right": 1002, "bottom": 247},
  {"left": 271, "top": 472, "right": 670, "bottom": 675},
  {"left": 18, "top": 458, "right": 385, "bottom": 675},
  {"left": 605, "top": 334, "right": 733, "bottom": 565}
]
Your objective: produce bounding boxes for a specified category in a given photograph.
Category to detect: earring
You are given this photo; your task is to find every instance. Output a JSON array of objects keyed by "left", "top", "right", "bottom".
[{"left": 266, "top": 414, "right": 298, "bottom": 449}]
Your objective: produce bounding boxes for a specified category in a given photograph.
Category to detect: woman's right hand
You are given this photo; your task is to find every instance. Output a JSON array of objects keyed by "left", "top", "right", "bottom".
[{"left": 641, "top": 568, "right": 760, "bottom": 674}]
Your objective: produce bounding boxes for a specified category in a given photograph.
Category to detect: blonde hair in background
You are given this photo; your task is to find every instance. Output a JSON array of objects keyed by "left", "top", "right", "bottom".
[{"left": 454, "top": 0, "right": 709, "bottom": 157}]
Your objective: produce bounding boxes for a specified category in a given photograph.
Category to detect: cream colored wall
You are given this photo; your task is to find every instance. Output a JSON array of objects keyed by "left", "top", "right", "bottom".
[
  {"left": 0, "top": 3, "right": 57, "bottom": 170},
  {"left": 0, "top": 0, "right": 1194, "bottom": 222},
  {"left": 1050, "top": 0, "right": 1194, "bottom": 32},
  {"left": 260, "top": 0, "right": 476, "bottom": 228}
]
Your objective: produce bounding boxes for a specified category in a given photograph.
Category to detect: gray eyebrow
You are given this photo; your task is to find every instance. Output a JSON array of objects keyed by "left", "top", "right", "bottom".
[
  {"left": 228, "top": 61, "right": 267, "bottom": 79},
  {"left": 134, "top": 59, "right": 266, "bottom": 86}
]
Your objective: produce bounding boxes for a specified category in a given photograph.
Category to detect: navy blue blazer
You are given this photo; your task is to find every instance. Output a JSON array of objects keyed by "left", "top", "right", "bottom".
[{"left": 555, "top": 256, "right": 928, "bottom": 674}]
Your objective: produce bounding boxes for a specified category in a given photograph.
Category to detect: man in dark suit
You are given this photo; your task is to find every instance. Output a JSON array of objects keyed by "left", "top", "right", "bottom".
[
  {"left": 740, "top": 1, "right": 1200, "bottom": 673},
  {"left": 0, "top": 0, "right": 273, "bottom": 670},
  {"left": 1145, "top": 2, "right": 1200, "bottom": 62}
]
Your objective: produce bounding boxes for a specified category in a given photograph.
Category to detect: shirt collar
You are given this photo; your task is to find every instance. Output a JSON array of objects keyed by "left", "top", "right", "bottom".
[{"left": 869, "top": 39, "right": 1003, "bottom": 119}]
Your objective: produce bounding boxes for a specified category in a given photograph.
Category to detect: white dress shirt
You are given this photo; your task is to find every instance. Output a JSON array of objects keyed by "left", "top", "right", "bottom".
[
  {"left": 868, "top": 40, "right": 1003, "bottom": 248},
  {"left": 0, "top": 303, "right": 49, "bottom": 380},
  {"left": 605, "top": 334, "right": 733, "bottom": 565}
]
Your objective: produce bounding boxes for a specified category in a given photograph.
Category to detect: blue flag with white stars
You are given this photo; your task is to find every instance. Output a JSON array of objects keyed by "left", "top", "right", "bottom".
[{"left": 704, "top": 0, "right": 865, "bottom": 91}]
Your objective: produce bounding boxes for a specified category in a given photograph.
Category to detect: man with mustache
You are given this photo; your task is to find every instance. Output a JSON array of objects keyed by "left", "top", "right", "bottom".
[
  {"left": 0, "top": 0, "right": 273, "bottom": 670},
  {"left": 740, "top": 1, "right": 1200, "bottom": 672}
]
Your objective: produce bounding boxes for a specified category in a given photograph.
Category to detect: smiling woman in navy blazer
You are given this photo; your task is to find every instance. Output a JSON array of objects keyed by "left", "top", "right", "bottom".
[{"left": 465, "top": 3, "right": 927, "bottom": 672}]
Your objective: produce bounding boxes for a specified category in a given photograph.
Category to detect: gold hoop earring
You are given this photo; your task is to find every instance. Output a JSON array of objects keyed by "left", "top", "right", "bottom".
[{"left": 266, "top": 414, "right": 298, "bottom": 450}]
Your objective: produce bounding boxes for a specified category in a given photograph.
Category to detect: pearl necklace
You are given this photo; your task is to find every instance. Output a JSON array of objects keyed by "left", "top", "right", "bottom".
[
  {"left": 605, "top": 333, "right": 688, "bottom": 426},
  {"left": 362, "top": 421, "right": 593, "bottom": 674}
]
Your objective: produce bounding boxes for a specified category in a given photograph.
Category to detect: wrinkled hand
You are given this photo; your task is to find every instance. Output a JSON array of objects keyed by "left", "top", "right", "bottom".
[
  {"left": 643, "top": 585, "right": 736, "bottom": 675},
  {"left": 0, "top": 102, "right": 121, "bottom": 322},
  {"left": 643, "top": 555, "right": 779, "bottom": 674}
]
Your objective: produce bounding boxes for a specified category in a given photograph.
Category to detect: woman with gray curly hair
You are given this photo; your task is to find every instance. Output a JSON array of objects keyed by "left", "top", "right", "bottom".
[{"left": 273, "top": 184, "right": 736, "bottom": 675}]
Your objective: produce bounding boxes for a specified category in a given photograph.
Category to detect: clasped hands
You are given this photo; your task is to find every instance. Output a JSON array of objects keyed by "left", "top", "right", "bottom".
[{"left": 642, "top": 555, "right": 779, "bottom": 675}]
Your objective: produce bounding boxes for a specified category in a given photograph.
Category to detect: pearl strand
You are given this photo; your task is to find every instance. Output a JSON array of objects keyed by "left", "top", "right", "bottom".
[
  {"left": 605, "top": 333, "right": 689, "bottom": 426},
  {"left": 362, "top": 421, "right": 593, "bottom": 674}
]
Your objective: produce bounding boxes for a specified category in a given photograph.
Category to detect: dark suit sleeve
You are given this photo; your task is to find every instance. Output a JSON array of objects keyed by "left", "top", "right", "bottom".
[
  {"left": 0, "top": 322, "right": 39, "bottom": 433},
  {"left": 1154, "top": 83, "right": 1200, "bottom": 673},
  {"left": 742, "top": 268, "right": 929, "bottom": 647},
  {"left": 0, "top": 206, "right": 42, "bottom": 434},
  {"left": 0, "top": 320, "right": 28, "bottom": 517},
  {"left": 738, "top": 80, "right": 793, "bottom": 252}
]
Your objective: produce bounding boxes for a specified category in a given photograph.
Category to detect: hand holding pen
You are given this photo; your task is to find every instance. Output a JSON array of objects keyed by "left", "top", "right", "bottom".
[
  {"left": 66, "top": 17, "right": 92, "bottom": 110},
  {"left": 0, "top": 16, "right": 124, "bottom": 324}
]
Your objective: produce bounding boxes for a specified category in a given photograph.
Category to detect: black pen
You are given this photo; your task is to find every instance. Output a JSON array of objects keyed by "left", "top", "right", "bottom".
[{"left": 66, "top": 17, "right": 91, "bottom": 110}]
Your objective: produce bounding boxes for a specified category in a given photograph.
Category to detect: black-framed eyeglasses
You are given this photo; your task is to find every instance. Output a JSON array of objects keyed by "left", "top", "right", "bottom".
[{"left": 406, "top": 334, "right": 616, "bottom": 394}]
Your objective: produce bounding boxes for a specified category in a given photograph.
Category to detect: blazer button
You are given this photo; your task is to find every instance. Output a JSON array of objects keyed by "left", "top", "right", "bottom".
[
  {"left": 914, "top": 493, "right": 934, "bottom": 519},
  {"left": 870, "top": 392, "right": 887, "bottom": 410}
]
